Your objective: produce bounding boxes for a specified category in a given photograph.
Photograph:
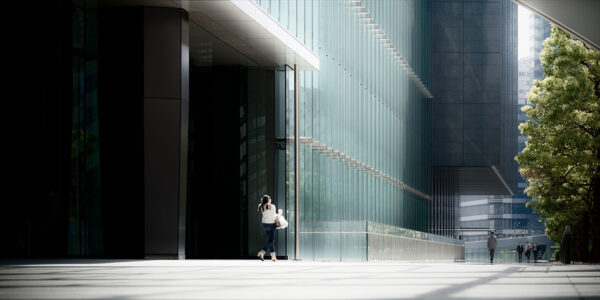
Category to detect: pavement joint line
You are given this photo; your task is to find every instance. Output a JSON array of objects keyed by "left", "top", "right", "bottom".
[{"left": 566, "top": 271, "right": 586, "bottom": 300}]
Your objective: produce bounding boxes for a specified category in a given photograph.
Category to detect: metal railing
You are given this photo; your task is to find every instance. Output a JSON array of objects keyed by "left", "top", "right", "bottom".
[
  {"left": 298, "top": 221, "right": 465, "bottom": 261},
  {"left": 464, "top": 235, "right": 556, "bottom": 264}
]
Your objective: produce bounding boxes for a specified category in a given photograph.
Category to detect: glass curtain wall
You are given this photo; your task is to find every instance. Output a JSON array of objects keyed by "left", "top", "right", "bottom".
[
  {"left": 254, "top": 0, "right": 318, "bottom": 51},
  {"left": 245, "top": 66, "right": 295, "bottom": 258},
  {"left": 255, "top": 0, "right": 434, "bottom": 260},
  {"left": 245, "top": 68, "right": 273, "bottom": 258}
]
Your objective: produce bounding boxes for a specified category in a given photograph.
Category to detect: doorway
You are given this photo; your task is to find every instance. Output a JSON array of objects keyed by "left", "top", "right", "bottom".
[{"left": 186, "top": 66, "right": 295, "bottom": 259}]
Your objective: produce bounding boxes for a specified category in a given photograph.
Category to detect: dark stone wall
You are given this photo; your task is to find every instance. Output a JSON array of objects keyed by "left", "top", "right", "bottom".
[{"left": 431, "top": 0, "right": 518, "bottom": 194}]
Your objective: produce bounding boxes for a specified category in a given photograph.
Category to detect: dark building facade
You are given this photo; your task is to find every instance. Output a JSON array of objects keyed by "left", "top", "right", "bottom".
[
  {"left": 3, "top": 2, "right": 192, "bottom": 258},
  {"left": 3, "top": 0, "right": 295, "bottom": 259},
  {"left": 430, "top": 0, "right": 518, "bottom": 238},
  {"left": 4, "top": 0, "right": 104, "bottom": 257}
]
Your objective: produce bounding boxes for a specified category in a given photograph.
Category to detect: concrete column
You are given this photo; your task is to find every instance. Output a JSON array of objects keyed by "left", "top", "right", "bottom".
[
  {"left": 142, "top": 7, "right": 189, "bottom": 259},
  {"left": 99, "top": 6, "right": 188, "bottom": 259}
]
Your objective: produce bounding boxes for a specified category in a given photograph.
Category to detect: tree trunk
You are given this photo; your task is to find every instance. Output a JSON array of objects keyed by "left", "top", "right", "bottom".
[
  {"left": 590, "top": 172, "right": 600, "bottom": 262},
  {"left": 591, "top": 207, "right": 600, "bottom": 262},
  {"left": 574, "top": 213, "right": 591, "bottom": 263}
]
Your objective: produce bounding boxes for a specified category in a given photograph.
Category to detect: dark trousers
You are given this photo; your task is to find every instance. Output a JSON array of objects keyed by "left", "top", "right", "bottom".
[
  {"left": 518, "top": 252, "right": 522, "bottom": 262},
  {"left": 533, "top": 251, "right": 538, "bottom": 263},
  {"left": 261, "top": 223, "right": 276, "bottom": 254},
  {"left": 489, "top": 249, "right": 495, "bottom": 263}
]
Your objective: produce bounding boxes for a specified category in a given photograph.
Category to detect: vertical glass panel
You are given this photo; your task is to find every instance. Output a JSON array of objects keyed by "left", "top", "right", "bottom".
[
  {"left": 297, "top": 0, "right": 305, "bottom": 44},
  {"left": 289, "top": 0, "right": 297, "bottom": 36},
  {"left": 274, "top": 66, "right": 288, "bottom": 257},
  {"left": 306, "top": 0, "right": 312, "bottom": 50},
  {"left": 285, "top": 65, "right": 296, "bottom": 258},
  {"left": 280, "top": 0, "right": 288, "bottom": 29},
  {"left": 271, "top": 0, "right": 279, "bottom": 22}
]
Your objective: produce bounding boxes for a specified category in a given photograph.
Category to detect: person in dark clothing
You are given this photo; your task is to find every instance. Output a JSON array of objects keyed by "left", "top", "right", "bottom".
[
  {"left": 525, "top": 241, "right": 532, "bottom": 263},
  {"left": 533, "top": 242, "right": 539, "bottom": 263},
  {"left": 517, "top": 242, "right": 524, "bottom": 263},
  {"left": 488, "top": 231, "right": 497, "bottom": 264},
  {"left": 560, "top": 225, "right": 572, "bottom": 264}
]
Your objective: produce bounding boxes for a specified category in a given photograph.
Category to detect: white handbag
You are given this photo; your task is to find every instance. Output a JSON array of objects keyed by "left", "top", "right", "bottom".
[{"left": 275, "top": 214, "right": 288, "bottom": 229}]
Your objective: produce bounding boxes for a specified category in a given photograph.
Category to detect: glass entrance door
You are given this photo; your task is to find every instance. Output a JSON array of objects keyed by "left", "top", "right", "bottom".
[{"left": 273, "top": 65, "right": 296, "bottom": 258}]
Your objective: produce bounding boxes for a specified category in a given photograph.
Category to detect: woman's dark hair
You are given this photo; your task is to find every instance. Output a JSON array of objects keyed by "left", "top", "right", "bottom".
[{"left": 258, "top": 195, "right": 271, "bottom": 213}]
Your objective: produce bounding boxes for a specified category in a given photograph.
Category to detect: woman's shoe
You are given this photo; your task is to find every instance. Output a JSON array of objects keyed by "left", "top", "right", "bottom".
[
  {"left": 257, "top": 251, "right": 264, "bottom": 261},
  {"left": 271, "top": 255, "right": 277, "bottom": 262}
]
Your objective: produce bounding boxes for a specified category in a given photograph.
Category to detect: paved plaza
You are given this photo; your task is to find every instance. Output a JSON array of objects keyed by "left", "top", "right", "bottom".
[{"left": 0, "top": 259, "right": 599, "bottom": 300}]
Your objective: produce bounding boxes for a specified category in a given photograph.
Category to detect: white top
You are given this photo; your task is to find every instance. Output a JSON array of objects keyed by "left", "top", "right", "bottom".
[{"left": 259, "top": 204, "right": 277, "bottom": 224}]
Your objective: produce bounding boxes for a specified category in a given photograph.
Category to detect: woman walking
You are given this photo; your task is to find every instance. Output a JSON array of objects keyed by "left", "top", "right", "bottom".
[{"left": 257, "top": 194, "right": 279, "bottom": 262}]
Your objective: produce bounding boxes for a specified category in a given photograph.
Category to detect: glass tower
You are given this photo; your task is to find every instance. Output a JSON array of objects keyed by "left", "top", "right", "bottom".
[{"left": 248, "top": 0, "right": 465, "bottom": 261}]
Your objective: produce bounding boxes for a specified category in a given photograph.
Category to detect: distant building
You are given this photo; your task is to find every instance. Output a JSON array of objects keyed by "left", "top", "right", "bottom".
[
  {"left": 430, "top": 0, "right": 519, "bottom": 240},
  {"left": 533, "top": 14, "right": 553, "bottom": 80},
  {"left": 511, "top": 13, "right": 553, "bottom": 239},
  {"left": 457, "top": 10, "right": 551, "bottom": 242}
]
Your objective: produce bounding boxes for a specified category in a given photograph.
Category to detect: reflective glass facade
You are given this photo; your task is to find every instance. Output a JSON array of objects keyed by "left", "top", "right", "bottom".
[
  {"left": 254, "top": 0, "right": 318, "bottom": 52},
  {"left": 251, "top": 0, "right": 452, "bottom": 261}
]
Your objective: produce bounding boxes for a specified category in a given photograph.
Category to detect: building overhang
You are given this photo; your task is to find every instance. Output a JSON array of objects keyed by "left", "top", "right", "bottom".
[
  {"left": 513, "top": 0, "right": 600, "bottom": 51},
  {"left": 456, "top": 166, "right": 514, "bottom": 196},
  {"left": 100, "top": 0, "right": 319, "bottom": 70},
  {"left": 185, "top": 0, "right": 319, "bottom": 70}
]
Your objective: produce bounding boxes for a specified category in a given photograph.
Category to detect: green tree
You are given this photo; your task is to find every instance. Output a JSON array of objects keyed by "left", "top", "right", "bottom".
[{"left": 516, "top": 25, "right": 600, "bottom": 262}]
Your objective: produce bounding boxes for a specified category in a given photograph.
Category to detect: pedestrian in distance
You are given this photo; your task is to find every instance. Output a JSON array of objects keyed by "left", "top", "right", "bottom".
[
  {"left": 525, "top": 241, "right": 532, "bottom": 263},
  {"left": 488, "top": 231, "right": 497, "bottom": 264},
  {"left": 257, "top": 194, "right": 281, "bottom": 262},
  {"left": 533, "top": 242, "right": 539, "bottom": 263},
  {"left": 516, "top": 242, "right": 524, "bottom": 263}
]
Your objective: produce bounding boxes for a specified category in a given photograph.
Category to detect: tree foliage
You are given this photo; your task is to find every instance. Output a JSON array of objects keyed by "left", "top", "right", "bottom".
[{"left": 516, "top": 25, "right": 600, "bottom": 261}]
